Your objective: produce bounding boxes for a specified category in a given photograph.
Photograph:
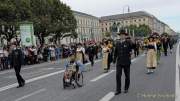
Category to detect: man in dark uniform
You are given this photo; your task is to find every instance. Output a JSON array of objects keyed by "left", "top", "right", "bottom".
[
  {"left": 11, "top": 44, "right": 25, "bottom": 88},
  {"left": 162, "top": 36, "right": 169, "bottom": 56},
  {"left": 86, "top": 42, "right": 95, "bottom": 70},
  {"left": 113, "top": 30, "right": 132, "bottom": 95}
]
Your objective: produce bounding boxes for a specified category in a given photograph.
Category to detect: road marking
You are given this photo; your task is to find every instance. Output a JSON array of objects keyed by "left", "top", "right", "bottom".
[
  {"left": 175, "top": 41, "right": 180, "bottom": 101},
  {"left": 99, "top": 92, "right": 115, "bottom": 101},
  {"left": 5, "top": 68, "right": 62, "bottom": 79},
  {"left": 131, "top": 58, "right": 137, "bottom": 62},
  {"left": 90, "top": 70, "right": 115, "bottom": 82},
  {"left": 0, "top": 63, "right": 54, "bottom": 75},
  {"left": 0, "top": 59, "right": 101, "bottom": 93},
  {"left": 0, "top": 59, "right": 101, "bottom": 75},
  {"left": 91, "top": 55, "right": 144, "bottom": 82},
  {"left": 0, "top": 70, "right": 65, "bottom": 93},
  {"left": 14, "top": 88, "right": 46, "bottom": 101},
  {"left": 98, "top": 54, "right": 145, "bottom": 100}
]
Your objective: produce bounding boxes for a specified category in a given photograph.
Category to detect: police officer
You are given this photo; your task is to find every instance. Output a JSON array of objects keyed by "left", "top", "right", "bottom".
[
  {"left": 113, "top": 30, "right": 132, "bottom": 95},
  {"left": 11, "top": 44, "right": 25, "bottom": 88}
]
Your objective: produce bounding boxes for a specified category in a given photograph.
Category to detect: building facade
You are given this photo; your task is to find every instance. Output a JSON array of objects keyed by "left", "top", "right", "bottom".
[
  {"left": 61, "top": 11, "right": 102, "bottom": 44},
  {"left": 100, "top": 11, "right": 175, "bottom": 37}
]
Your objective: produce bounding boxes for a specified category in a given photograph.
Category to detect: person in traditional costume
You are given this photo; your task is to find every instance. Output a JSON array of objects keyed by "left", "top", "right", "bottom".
[
  {"left": 155, "top": 37, "right": 162, "bottom": 64},
  {"left": 162, "top": 36, "right": 169, "bottom": 56},
  {"left": 107, "top": 40, "right": 113, "bottom": 71},
  {"left": 102, "top": 41, "right": 110, "bottom": 73},
  {"left": 86, "top": 42, "right": 95, "bottom": 70},
  {"left": 113, "top": 30, "right": 132, "bottom": 95},
  {"left": 146, "top": 36, "right": 157, "bottom": 74}
]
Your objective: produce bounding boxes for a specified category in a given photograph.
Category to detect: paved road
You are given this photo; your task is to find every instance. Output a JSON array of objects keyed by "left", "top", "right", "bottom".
[{"left": 0, "top": 43, "right": 179, "bottom": 101}]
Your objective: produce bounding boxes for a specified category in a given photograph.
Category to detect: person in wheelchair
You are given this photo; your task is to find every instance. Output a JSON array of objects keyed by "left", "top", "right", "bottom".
[{"left": 64, "top": 54, "right": 84, "bottom": 88}]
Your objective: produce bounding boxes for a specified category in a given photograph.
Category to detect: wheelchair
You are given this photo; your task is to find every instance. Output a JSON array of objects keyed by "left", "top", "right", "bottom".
[{"left": 63, "top": 63, "right": 83, "bottom": 89}]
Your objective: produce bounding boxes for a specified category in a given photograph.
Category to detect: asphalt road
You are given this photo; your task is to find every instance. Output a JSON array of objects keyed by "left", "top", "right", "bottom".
[{"left": 0, "top": 44, "right": 179, "bottom": 101}]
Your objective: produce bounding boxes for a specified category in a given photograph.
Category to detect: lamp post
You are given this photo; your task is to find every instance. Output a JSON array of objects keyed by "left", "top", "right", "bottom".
[
  {"left": 123, "top": 5, "right": 134, "bottom": 38},
  {"left": 123, "top": 5, "right": 130, "bottom": 29}
]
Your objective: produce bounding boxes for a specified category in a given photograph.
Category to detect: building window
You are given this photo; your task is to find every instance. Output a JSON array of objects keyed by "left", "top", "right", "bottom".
[
  {"left": 134, "top": 20, "right": 136, "bottom": 22},
  {"left": 105, "top": 28, "right": 107, "bottom": 31},
  {"left": 139, "top": 19, "right": 141, "bottom": 22},
  {"left": 143, "top": 19, "right": 146, "bottom": 21},
  {"left": 106, "top": 23, "right": 107, "bottom": 26}
]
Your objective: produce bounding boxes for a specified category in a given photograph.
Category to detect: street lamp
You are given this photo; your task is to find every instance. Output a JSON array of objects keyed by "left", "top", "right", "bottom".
[
  {"left": 122, "top": 5, "right": 134, "bottom": 38},
  {"left": 123, "top": 5, "right": 130, "bottom": 14}
]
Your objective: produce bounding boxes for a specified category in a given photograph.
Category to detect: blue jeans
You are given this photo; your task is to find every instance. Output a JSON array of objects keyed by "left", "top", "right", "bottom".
[{"left": 76, "top": 60, "right": 85, "bottom": 72}]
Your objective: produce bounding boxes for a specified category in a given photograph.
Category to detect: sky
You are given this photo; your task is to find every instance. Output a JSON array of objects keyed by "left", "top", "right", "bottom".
[{"left": 61, "top": 0, "right": 180, "bottom": 32}]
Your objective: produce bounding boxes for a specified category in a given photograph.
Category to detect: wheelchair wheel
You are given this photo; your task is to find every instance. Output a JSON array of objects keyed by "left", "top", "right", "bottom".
[
  {"left": 63, "top": 76, "right": 66, "bottom": 89},
  {"left": 75, "top": 72, "right": 83, "bottom": 87}
]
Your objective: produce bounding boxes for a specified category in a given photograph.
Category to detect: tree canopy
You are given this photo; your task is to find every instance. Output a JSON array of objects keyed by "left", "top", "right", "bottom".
[{"left": 0, "top": 0, "right": 77, "bottom": 45}]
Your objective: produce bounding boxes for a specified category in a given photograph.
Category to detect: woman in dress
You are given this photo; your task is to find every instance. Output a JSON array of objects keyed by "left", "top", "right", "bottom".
[
  {"left": 102, "top": 41, "right": 110, "bottom": 73},
  {"left": 146, "top": 36, "right": 157, "bottom": 74}
]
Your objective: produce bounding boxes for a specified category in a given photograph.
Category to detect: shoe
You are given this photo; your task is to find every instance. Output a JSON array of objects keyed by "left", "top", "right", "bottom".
[
  {"left": 146, "top": 72, "right": 151, "bottom": 74},
  {"left": 115, "top": 91, "right": 121, "bottom": 95},
  {"left": 16, "top": 85, "right": 23, "bottom": 88},
  {"left": 77, "top": 84, "right": 82, "bottom": 87},
  {"left": 150, "top": 71, "right": 154, "bottom": 73},
  {"left": 22, "top": 81, "right": 25, "bottom": 87},
  {"left": 124, "top": 90, "right": 128, "bottom": 93}
]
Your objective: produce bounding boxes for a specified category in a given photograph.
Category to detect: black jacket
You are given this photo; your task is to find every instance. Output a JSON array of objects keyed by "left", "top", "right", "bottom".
[
  {"left": 113, "top": 40, "right": 132, "bottom": 66},
  {"left": 11, "top": 48, "right": 23, "bottom": 67},
  {"left": 87, "top": 46, "right": 95, "bottom": 57}
]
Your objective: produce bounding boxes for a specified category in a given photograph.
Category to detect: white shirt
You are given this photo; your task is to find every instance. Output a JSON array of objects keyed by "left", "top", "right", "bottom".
[{"left": 3, "top": 50, "right": 9, "bottom": 57}]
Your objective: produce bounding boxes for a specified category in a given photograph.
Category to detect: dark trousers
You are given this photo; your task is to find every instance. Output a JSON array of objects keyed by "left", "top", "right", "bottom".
[
  {"left": 2, "top": 57, "right": 8, "bottom": 69},
  {"left": 43, "top": 56, "right": 48, "bottom": 62},
  {"left": 89, "top": 55, "right": 94, "bottom": 67},
  {"left": 134, "top": 49, "right": 139, "bottom": 57},
  {"left": 14, "top": 65, "right": 25, "bottom": 86},
  {"left": 107, "top": 53, "right": 113, "bottom": 70},
  {"left": 116, "top": 64, "right": 130, "bottom": 92},
  {"left": 164, "top": 48, "right": 168, "bottom": 56}
]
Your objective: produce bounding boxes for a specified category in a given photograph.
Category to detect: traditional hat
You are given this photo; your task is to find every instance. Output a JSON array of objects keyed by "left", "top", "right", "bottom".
[
  {"left": 77, "top": 43, "right": 82, "bottom": 46},
  {"left": 148, "top": 35, "right": 154, "bottom": 40},
  {"left": 118, "top": 29, "right": 128, "bottom": 36}
]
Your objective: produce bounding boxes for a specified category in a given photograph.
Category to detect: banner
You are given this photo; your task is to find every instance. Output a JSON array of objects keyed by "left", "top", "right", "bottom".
[{"left": 20, "top": 23, "right": 35, "bottom": 47}]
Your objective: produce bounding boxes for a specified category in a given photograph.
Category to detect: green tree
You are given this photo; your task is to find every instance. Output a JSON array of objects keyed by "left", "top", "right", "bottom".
[
  {"left": 136, "top": 24, "right": 151, "bottom": 37},
  {"left": 125, "top": 24, "right": 151, "bottom": 37},
  {"left": 50, "top": 0, "right": 77, "bottom": 44},
  {"left": 0, "top": 0, "right": 32, "bottom": 45},
  {"left": 30, "top": 0, "right": 53, "bottom": 45},
  {"left": 104, "top": 31, "right": 111, "bottom": 37},
  {"left": 0, "top": 0, "right": 77, "bottom": 46}
]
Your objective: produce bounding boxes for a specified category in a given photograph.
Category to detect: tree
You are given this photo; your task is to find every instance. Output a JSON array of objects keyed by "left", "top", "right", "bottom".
[
  {"left": 161, "top": 32, "right": 169, "bottom": 37},
  {"left": 30, "top": 0, "right": 53, "bottom": 46},
  {"left": 29, "top": 0, "right": 77, "bottom": 45},
  {"left": 0, "top": 0, "right": 32, "bottom": 45},
  {"left": 0, "top": 0, "right": 77, "bottom": 46},
  {"left": 50, "top": 0, "right": 77, "bottom": 44},
  {"left": 104, "top": 32, "right": 111, "bottom": 37},
  {"left": 125, "top": 24, "right": 151, "bottom": 37},
  {"left": 136, "top": 24, "right": 151, "bottom": 37}
]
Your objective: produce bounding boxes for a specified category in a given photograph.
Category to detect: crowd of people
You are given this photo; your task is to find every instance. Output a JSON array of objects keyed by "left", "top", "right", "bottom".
[
  {"left": 144, "top": 33, "right": 176, "bottom": 74},
  {"left": 0, "top": 42, "right": 102, "bottom": 71},
  {"left": 0, "top": 31, "right": 177, "bottom": 92}
]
